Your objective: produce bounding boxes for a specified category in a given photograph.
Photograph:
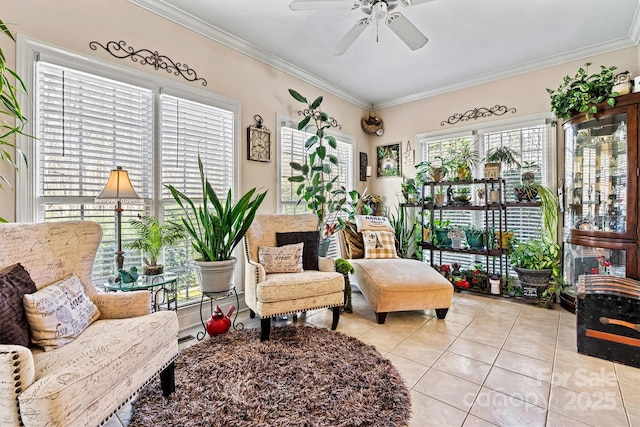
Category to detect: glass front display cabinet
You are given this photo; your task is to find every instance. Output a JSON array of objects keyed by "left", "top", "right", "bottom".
[{"left": 562, "top": 93, "right": 640, "bottom": 309}]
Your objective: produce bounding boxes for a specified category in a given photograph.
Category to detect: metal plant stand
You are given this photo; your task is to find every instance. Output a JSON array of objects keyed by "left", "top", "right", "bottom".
[{"left": 197, "top": 286, "right": 243, "bottom": 340}]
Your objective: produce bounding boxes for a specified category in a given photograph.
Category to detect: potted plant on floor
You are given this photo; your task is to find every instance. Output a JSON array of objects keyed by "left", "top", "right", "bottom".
[
  {"left": 288, "top": 89, "right": 346, "bottom": 256},
  {"left": 509, "top": 237, "right": 561, "bottom": 302},
  {"left": 124, "top": 215, "right": 185, "bottom": 275},
  {"left": 165, "top": 155, "right": 267, "bottom": 293},
  {"left": 335, "top": 258, "right": 354, "bottom": 313}
]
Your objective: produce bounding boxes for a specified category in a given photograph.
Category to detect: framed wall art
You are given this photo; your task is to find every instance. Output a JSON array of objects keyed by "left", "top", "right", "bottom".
[
  {"left": 483, "top": 163, "right": 501, "bottom": 179},
  {"left": 376, "top": 143, "right": 400, "bottom": 178}
]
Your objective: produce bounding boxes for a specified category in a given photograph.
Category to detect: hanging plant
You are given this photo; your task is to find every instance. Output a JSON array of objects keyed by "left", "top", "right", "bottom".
[{"left": 546, "top": 63, "right": 619, "bottom": 120}]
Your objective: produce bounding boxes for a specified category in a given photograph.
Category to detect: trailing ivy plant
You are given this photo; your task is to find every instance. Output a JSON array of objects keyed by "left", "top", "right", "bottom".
[
  {"left": 0, "top": 19, "right": 29, "bottom": 222},
  {"left": 546, "top": 62, "right": 618, "bottom": 120}
]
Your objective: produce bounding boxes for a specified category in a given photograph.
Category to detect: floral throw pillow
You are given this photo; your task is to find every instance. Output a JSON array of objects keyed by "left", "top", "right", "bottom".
[
  {"left": 23, "top": 275, "right": 101, "bottom": 351},
  {"left": 362, "top": 231, "right": 399, "bottom": 259},
  {"left": 258, "top": 243, "right": 304, "bottom": 274}
]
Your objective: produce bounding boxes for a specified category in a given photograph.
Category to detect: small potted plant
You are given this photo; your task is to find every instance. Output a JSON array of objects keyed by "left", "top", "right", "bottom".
[
  {"left": 432, "top": 218, "right": 451, "bottom": 247},
  {"left": 464, "top": 225, "right": 485, "bottom": 250},
  {"left": 125, "top": 215, "right": 185, "bottom": 275},
  {"left": 509, "top": 237, "right": 561, "bottom": 301},
  {"left": 453, "top": 187, "right": 472, "bottom": 205},
  {"left": 484, "top": 146, "right": 521, "bottom": 177}
]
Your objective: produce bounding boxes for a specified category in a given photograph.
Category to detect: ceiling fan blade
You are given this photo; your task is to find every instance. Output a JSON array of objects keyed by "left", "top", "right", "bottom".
[
  {"left": 333, "top": 18, "right": 370, "bottom": 56},
  {"left": 289, "top": 0, "right": 356, "bottom": 11},
  {"left": 385, "top": 12, "right": 428, "bottom": 50}
]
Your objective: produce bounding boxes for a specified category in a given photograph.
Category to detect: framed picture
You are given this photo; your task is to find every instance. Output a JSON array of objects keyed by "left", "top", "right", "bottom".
[
  {"left": 483, "top": 163, "right": 501, "bottom": 179},
  {"left": 247, "top": 126, "right": 271, "bottom": 162},
  {"left": 377, "top": 143, "right": 401, "bottom": 178}
]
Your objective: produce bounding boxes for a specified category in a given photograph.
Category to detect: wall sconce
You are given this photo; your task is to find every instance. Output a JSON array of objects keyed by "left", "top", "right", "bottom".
[
  {"left": 96, "top": 166, "right": 141, "bottom": 272},
  {"left": 366, "top": 166, "right": 372, "bottom": 178}
]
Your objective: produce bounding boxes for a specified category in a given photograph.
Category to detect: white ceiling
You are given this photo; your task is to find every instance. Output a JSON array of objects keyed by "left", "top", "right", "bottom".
[{"left": 131, "top": 0, "right": 640, "bottom": 109}]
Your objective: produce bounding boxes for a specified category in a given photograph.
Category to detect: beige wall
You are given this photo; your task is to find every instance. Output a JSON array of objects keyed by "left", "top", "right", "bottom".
[
  {"left": 0, "top": 0, "right": 371, "bottom": 222},
  {"left": 1, "top": 1, "right": 638, "bottom": 221},
  {"left": 370, "top": 47, "right": 640, "bottom": 212}
]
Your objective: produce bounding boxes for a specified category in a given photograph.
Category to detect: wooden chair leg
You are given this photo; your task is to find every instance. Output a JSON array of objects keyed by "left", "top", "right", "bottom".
[
  {"left": 375, "top": 312, "right": 388, "bottom": 324},
  {"left": 435, "top": 308, "right": 449, "bottom": 319},
  {"left": 160, "top": 361, "right": 175, "bottom": 396},
  {"left": 260, "top": 317, "right": 271, "bottom": 341},
  {"left": 331, "top": 306, "right": 340, "bottom": 330}
]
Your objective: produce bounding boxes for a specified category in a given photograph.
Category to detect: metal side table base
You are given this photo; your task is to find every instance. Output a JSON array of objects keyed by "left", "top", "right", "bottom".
[{"left": 197, "top": 286, "right": 243, "bottom": 340}]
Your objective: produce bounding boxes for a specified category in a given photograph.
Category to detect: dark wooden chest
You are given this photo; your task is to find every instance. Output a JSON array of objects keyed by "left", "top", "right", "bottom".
[{"left": 577, "top": 275, "right": 640, "bottom": 368}]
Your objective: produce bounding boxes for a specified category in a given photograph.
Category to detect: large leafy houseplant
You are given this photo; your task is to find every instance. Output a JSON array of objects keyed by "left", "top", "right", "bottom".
[
  {"left": 288, "top": 89, "right": 345, "bottom": 239},
  {"left": 165, "top": 155, "right": 266, "bottom": 292},
  {"left": 124, "top": 215, "right": 185, "bottom": 275},
  {"left": 0, "top": 19, "right": 29, "bottom": 223},
  {"left": 546, "top": 63, "right": 618, "bottom": 120}
]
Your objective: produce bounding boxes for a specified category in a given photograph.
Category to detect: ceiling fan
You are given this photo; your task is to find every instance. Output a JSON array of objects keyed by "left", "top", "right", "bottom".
[{"left": 289, "top": 0, "right": 433, "bottom": 56}]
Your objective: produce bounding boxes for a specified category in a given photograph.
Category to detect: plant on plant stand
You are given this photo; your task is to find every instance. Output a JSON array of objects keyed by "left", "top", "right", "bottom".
[
  {"left": 335, "top": 258, "right": 354, "bottom": 313},
  {"left": 124, "top": 215, "right": 185, "bottom": 275},
  {"left": 165, "top": 155, "right": 267, "bottom": 293},
  {"left": 509, "top": 237, "right": 561, "bottom": 303},
  {"left": 0, "top": 19, "right": 30, "bottom": 223},
  {"left": 288, "top": 89, "right": 346, "bottom": 256},
  {"left": 484, "top": 146, "right": 521, "bottom": 174}
]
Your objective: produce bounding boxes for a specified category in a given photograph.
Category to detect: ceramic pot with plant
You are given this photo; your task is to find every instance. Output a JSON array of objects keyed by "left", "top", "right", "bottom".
[
  {"left": 453, "top": 187, "right": 471, "bottom": 205},
  {"left": 124, "top": 215, "right": 185, "bottom": 275},
  {"left": 165, "top": 155, "right": 267, "bottom": 293},
  {"left": 432, "top": 218, "right": 451, "bottom": 247},
  {"left": 484, "top": 146, "right": 521, "bottom": 174},
  {"left": 435, "top": 188, "right": 445, "bottom": 207},
  {"left": 464, "top": 225, "right": 485, "bottom": 250},
  {"left": 509, "top": 237, "right": 561, "bottom": 299}
]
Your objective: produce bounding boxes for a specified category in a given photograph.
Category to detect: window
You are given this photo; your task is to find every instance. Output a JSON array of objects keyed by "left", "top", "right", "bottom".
[
  {"left": 19, "top": 40, "right": 240, "bottom": 304},
  {"left": 278, "top": 116, "right": 355, "bottom": 257},
  {"left": 419, "top": 119, "right": 554, "bottom": 274}
]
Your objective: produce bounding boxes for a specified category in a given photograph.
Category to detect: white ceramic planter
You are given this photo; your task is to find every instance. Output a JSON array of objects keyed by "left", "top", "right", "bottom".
[{"left": 193, "top": 258, "right": 237, "bottom": 293}]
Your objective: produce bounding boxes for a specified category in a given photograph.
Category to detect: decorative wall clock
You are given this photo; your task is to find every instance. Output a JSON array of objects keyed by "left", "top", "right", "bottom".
[{"left": 247, "top": 115, "right": 271, "bottom": 162}]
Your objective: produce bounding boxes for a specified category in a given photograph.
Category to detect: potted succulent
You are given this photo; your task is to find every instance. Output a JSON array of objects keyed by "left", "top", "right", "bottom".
[
  {"left": 165, "top": 155, "right": 267, "bottom": 293},
  {"left": 288, "top": 89, "right": 346, "bottom": 255},
  {"left": 453, "top": 187, "right": 472, "bottom": 205},
  {"left": 546, "top": 62, "right": 619, "bottom": 120},
  {"left": 124, "top": 215, "right": 185, "bottom": 275}
]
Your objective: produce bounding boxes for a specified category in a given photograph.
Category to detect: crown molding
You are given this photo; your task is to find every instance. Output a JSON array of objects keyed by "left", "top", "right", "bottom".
[
  {"left": 128, "top": 0, "right": 371, "bottom": 109},
  {"left": 376, "top": 36, "right": 640, "bottom": 109}
]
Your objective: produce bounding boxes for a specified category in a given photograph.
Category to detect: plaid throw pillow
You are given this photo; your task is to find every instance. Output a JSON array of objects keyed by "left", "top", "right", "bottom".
[{"left": 362, "top": 231, "right": 399, "bottom": 259}]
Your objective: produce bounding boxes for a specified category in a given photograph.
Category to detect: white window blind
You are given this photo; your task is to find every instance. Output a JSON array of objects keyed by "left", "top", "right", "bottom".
[{"left": 36, "top": 62, "right": 153, "bottom": 281}]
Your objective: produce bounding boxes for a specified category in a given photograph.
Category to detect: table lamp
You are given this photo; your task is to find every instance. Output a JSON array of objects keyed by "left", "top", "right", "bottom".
[{"left": 96, "top": 166, "right": 141, "bottom": 271}]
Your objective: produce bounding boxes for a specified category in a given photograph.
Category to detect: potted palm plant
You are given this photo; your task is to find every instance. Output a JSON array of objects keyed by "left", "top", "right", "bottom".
[
  {"left": 124, "top": 215, "right": 185, "bottom": 275},
  {"left": 165, "top": 155, "right": 267, "bottom": 293},
  {"left": 288, "top": 89, "right": 346, "bottom": 255}
]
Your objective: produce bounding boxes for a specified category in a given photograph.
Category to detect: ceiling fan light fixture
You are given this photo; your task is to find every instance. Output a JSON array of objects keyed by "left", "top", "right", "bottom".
[{"left": 372, "top": 1, "right": 388, "bottom": 19}]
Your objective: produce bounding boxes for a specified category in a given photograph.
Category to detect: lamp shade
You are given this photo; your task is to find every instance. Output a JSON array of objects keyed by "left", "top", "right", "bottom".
[{"left": 96, "top": 166, "right": 141, "bottom": 201}]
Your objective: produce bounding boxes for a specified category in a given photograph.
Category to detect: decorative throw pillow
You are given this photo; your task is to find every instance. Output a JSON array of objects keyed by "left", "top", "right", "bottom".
[
  {"left": 0, "top": 263, "right": 37, "bottom": 347},
  {"left": 362, "top": 230, "right": 399, "bottom": 259},
  {"left": 258, "top": 243, "right": 304, "bottom": 274},
  {"left": 342, "top": 223, "right": 364, "bottom": 259},
  {"left": 23, "top": 275, "right": 101, "bottom": 351},
  {"left": 355, "top": 215, "right": 394, "bottom": 233},
  {"left": 276, "top": 231, "right": 320, "bottom": 270}
]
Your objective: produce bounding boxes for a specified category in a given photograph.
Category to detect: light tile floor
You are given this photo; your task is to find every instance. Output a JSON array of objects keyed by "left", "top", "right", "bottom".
[{"left": 107, "top": 289, "right": 640, "bottom": 427}]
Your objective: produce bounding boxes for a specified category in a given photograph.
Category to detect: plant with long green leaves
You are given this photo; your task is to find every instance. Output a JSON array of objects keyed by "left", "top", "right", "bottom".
[
  {"left": 0, "top": 19, "right": 29, "bottom": 222},
  {"left": 124, "top": 215, "right": 185, "bottom": 268},
  {"left": 288, "top": 89, "right": 345, "bottom": 236},
  {"left": 389, "top": 206, "right": 416, "bottom": 259},
  {"left": 165, "top": 155, "right": 267, "bottom": 261},
  {"left": 509, "top": 236, "right": 561, "bottom": 278}
]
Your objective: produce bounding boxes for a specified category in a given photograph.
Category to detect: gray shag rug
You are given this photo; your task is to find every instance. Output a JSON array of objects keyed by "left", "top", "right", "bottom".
[{"left": 129, "top": 325, "right": 411, "bottom": 427}]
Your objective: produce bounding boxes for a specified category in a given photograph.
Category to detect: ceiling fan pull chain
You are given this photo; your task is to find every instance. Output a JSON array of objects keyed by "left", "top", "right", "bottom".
[{"left": 376, "top": 17, "right": 379, "bottom": 43}]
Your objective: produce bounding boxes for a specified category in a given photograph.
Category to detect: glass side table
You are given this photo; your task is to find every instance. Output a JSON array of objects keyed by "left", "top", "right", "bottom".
[{"left": 104, "top": 272, "right": 178, "bottom": 312}]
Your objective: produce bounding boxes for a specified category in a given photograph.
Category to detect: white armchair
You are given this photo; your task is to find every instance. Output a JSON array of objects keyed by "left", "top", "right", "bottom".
[
  {"left": 244, "top": 214, "right": 344, "bottom": 340},
  {"left": 0, "top": 221, "right": 178, "bottom": 427}
]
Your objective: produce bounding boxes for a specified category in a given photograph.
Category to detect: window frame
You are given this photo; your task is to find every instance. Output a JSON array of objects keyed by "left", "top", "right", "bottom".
[{"left": 16, "top": 36, "right": 243, "bottom": 295}]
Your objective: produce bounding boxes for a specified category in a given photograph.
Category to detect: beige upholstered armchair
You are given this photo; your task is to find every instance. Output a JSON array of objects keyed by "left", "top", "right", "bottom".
[
  {"left": 0, "top": 221, "right": 178, "bottom": 427},
  {"left": 244, "top": 214, "right": 344, "bottom": 340}
]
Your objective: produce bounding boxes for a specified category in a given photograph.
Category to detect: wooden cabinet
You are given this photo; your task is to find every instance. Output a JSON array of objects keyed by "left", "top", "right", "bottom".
[{"left": 562, "top": 93, "right": 640, "bottom": 307}]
